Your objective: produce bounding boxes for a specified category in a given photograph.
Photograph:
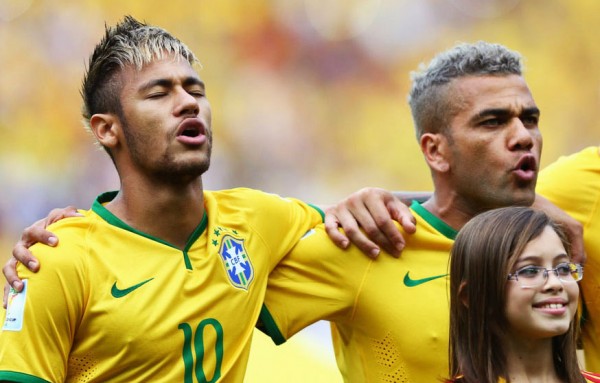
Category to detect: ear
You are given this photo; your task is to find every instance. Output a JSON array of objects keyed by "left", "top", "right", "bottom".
[
  {"left": 89, "top": 113, "right": 120, "bottom": 149},
  {"left": 420, "top": 133, "right": 450, "bottom": 173},
  {"left": 458, "top": 280, "right": 469, "bottom": 308}
]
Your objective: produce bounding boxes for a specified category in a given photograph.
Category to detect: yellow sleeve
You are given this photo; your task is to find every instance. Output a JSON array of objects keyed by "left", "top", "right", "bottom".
[
  {"left": 259, "top": 224, "right": 372, "bottom": 344},
  {"left": 0, "top": 224, "right": 88, "bottom": 382},
  {"left": 537, "top": 146, "right": 600, "bottom": 227}
]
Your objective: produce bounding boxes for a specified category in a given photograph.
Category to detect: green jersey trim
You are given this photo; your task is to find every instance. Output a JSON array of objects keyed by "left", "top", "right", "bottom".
[
  {"left": 256, "top": 304, "right": 286, "bottom": 345},
  {"left": 0, "top": 371, "right": 51, "bottom": 383},
  {"left": 92, "top": 191, "right": 208, "bottom": 270},
  {"left": 308, "top": 203, "right": 325, "bottom": 222},
  {"left": 410, "top": 200, "right": 457, "bottom": 240}
]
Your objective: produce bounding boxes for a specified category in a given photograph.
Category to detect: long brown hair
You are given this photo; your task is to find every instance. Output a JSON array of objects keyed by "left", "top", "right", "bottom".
[{"left": 448, "top": 206, "right": 583, "bottom": 383}]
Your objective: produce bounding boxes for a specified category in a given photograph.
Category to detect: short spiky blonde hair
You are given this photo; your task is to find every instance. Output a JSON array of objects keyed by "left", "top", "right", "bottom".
[{"left": 81, "top": 15, "right": 199, "bottom": 129}]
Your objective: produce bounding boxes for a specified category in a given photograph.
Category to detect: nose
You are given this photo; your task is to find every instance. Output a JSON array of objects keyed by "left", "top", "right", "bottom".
[
  {"left": 508, "top": 118, "right": 536, "bottom": 151},
  {"left": 174, "top": 88, "right": 199, "bottom": 116},
  {"left": 542, "top": 269, "right": 564, "bottom": 292}
]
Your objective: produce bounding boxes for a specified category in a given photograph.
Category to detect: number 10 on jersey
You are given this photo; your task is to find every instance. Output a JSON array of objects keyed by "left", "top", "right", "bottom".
[{"left": 179, "top": 318, "right": 224, "bottom": 383}]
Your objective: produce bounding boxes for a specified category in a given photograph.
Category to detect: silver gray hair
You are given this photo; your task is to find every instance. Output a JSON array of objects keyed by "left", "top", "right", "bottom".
[{"left": 407, "top": 41, "right": 523, "bottom": 139}]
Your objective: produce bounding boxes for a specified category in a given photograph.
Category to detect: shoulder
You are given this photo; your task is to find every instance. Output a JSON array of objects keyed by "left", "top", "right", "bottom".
[
  {"left": 539, "top": 146, "right": 600, "bottom": 180},
  {"left": 205, "top": 188, "right": 323, "bottom": 221},
  {"left": 206, "top": 188, "right": 306, "bottom": 205},
  {"left": 290, "top": 224, "right": 362, "bottom": 260},
  {"left": 537, "top": 147, "right": 600, "bottom": 216},
  {"left": 28, "top": 210, "right": 96, "bottom": 269},
  {"left": 277, "top": 224, "right": 373, "bottom": 289},
  {"left": 407, "top": 206, "right": 456, "bottom": 246}
]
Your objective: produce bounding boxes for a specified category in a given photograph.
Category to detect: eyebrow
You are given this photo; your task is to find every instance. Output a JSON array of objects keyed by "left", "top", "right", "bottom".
[
  {"left": 472, "top": 106, "right": 540, "bottom": 121},
  {"left": 138, "top": 77, "right": 205, "bottom": 93},
  {"left": 516, "top": 253, "right": 570, "bottom": 265}
]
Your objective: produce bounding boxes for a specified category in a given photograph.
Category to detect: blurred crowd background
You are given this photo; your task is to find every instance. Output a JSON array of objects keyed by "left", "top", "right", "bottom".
[{"left": 1, "top": 0, "right": 599, "bottom": 381}]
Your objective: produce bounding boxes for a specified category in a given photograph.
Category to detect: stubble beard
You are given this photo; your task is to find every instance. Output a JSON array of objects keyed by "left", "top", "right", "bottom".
[{"left": 122, "top": 118, "right": 213, "bottom": 186}]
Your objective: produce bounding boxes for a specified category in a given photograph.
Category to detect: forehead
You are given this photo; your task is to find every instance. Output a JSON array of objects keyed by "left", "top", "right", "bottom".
[
  {"left": 518, "top": 226, "right": 567, "bottom": 261},
  {"left": 448, "top": 74, "right": 536, "bottom": 117},
  {"left": 120, "top": 55, "right": 201, "bottom": 89}
]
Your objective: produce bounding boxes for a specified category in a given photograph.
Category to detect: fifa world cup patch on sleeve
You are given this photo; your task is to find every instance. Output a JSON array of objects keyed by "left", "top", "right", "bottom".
[{"left": 3, "top": 279, "right": 28, "bottom": 331}]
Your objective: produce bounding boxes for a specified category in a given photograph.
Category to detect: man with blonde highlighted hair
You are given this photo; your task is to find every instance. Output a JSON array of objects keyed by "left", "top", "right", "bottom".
[{"left": 0, "top": 16, "right": 325, "bottom": 381}]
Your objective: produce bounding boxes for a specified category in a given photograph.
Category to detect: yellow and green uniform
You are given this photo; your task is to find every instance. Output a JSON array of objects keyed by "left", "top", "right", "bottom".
[
  {"left": 0, "top": 188, "right": 323, "bottom": 383},
  {"left": 537, "top": 146, "right": 600, "bottom": 371},
  {"left": 260, "top": 202, "right": 455, "bottom": 382}
]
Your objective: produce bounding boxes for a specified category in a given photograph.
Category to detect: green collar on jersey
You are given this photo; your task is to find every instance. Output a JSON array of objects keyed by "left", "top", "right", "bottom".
[
  {"left": 410, "top": 200, "right": 458, "bottom": 240},
  {"left": 91, "top": 191, "right": 208, "bottom": 255}
]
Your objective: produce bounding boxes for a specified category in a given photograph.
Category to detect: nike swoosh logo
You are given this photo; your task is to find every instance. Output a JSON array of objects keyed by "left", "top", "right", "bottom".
[
  {"left": 403, "top": 271, "right": 447, "bottom": 287},
  {"left": 111, "top": 278, "right": 155, "bottom": 298}
]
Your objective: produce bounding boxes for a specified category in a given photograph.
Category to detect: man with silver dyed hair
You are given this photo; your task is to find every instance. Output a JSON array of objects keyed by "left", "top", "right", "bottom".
[
  {"left": 257, "top": 41, "right": 543, "bottom": 382},
  {"left": 408, "top": 41, "right": 523, "bottom": 139}
]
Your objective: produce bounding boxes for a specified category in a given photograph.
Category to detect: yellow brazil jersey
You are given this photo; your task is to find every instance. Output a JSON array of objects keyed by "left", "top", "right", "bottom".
[
  {"left": 536, "top": 146, "right": 600, "bottom": 371},
  {"left": 0, "top": 188, "right": 323, "bottom": 383},
  {"left": 260, "top": 201, "right": 456, "bottom": 382}
]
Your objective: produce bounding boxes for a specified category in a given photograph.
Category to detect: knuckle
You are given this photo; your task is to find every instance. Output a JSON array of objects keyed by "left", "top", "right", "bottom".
[
  {"left": 346, "top": 195, "right": 361, "bottom": 208},
  {"left": 363, "top": 225, "right": 380, "bottom": 238},
  {"left": 373, "top": 216, "right": 391, "bottom": 228},
  {"left": 343, "top": 226, "right": 359, "bottom": 237},
  {"left": 23, "top": 225, "right": 34, "bottom": 237}
]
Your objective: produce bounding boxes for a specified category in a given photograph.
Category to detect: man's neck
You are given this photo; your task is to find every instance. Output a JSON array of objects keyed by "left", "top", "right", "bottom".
[
  {"left": 421, "top": 193, "right": 475, "bottom": 231},
  {"left": 105, "top": 178, "right": 205, "bottom": 250}
]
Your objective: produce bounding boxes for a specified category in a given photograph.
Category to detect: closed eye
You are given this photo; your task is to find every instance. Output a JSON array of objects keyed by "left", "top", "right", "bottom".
[{"left": 147, "top": 92, "right": 166, "bottom": 99}]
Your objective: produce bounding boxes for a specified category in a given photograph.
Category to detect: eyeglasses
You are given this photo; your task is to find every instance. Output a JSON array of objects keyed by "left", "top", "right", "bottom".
[{"left": 507, "top": 262, "right": 583, "bottom": 288}]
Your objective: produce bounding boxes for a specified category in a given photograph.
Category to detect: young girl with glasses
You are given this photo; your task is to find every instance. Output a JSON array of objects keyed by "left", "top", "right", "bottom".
[{"left": 447, "top": 206, "right": 599, "bottom": 382}]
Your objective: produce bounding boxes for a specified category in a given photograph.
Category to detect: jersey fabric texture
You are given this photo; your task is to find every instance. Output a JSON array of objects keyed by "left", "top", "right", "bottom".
[
  {"left": 0, "top": 188, "right": 323, "bottom": 383},
  {"left": 536, "top": 146, "right": 600, "bottom": 371},
  {"left": 260, "top": 201, "right": 456, "bottom": 382}
]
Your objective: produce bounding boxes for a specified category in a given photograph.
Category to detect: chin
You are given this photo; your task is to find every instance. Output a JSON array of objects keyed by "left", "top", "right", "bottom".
[
  {"left": 514, "top": 188, "right": 536, "bottom": 205},
  {"left": 153, "top": 161, "right": 210, "bottom": 183},
  {"left": 535, "top": 323, "right": 571, "bottom": 338}
]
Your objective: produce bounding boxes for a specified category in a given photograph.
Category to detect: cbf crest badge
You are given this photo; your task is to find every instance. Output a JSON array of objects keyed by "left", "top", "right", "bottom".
[{"left": 218, "top": 235, "right": 254, "bottom": 290}]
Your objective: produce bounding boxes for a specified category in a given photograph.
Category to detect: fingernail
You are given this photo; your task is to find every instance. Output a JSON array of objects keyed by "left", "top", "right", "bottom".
[
  {"left": 370, "top": 248, "right": 380, "bottom": 258},
  {"left": 28, "top": 261, "right": 37, "bottom": 269},
  {"left": 341, "top": 240, "right": 349, "bottom": 248},
  {"left": 13, "top": 281, "right": 23, "bottom": 290},
  {"left": 48, "top": 236, "right": 58, "bottom": 246}
]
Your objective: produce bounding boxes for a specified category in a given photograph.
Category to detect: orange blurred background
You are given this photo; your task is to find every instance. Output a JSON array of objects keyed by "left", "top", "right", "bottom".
[{"left": 1, "top": 0, "right": 599, "bottom": 380}]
